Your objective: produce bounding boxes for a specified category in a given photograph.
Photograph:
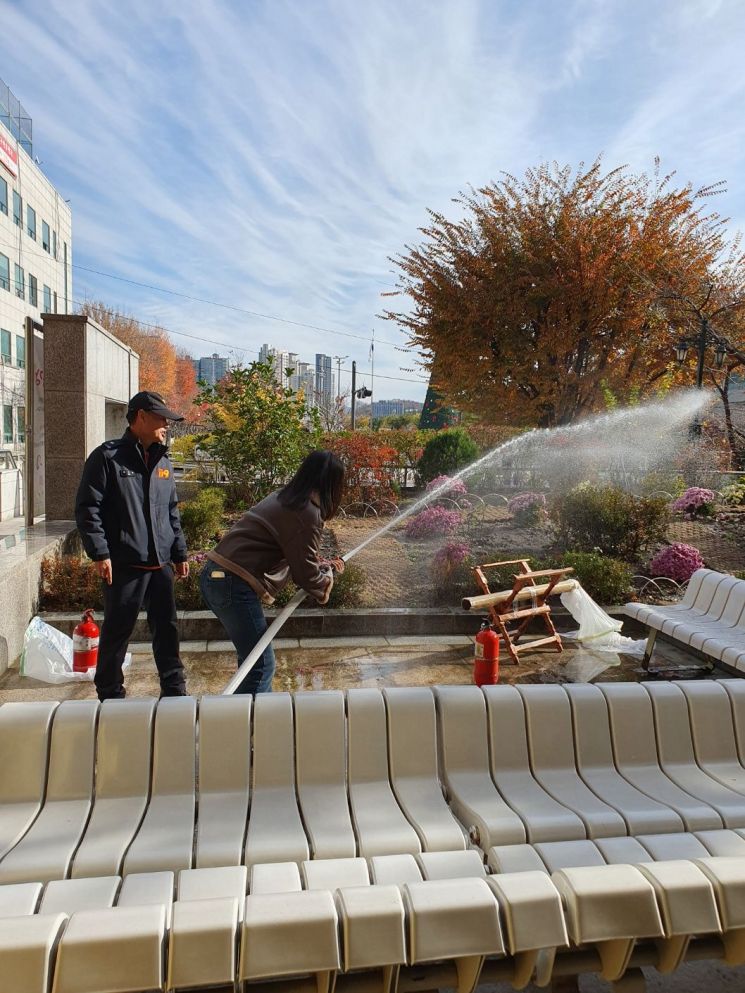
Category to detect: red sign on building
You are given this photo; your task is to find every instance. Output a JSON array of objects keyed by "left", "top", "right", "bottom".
[{"left": 0, "top": 130, "right": 19, "bottom": 178}]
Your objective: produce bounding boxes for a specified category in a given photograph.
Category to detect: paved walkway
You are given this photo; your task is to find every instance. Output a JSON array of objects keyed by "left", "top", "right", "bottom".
[{"left": 0, "top": 633, "right": 709, "bottom": 704}]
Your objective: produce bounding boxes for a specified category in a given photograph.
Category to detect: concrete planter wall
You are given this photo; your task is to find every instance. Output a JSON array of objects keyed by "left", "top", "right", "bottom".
[{"left": 40, "top": 605, "right": 636, "bottom": 643}]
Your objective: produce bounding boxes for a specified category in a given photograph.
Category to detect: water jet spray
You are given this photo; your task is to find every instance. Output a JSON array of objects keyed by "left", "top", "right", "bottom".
[{"left": 222, "top": 390, "right": 713, "bottom": 694}]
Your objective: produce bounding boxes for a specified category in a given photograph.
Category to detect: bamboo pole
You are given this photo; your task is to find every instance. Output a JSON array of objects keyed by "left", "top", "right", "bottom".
[{"left": 461, "top": 578, "right": 577, "bottom": 612}]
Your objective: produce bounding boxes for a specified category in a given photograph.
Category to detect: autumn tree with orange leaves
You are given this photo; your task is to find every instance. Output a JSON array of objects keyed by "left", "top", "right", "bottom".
[
  {"left": 384, "top": 159, "right": 745, "bottom": 427},
  {"left": 78, "top": 301, "right": 199, "bottom": 417}
]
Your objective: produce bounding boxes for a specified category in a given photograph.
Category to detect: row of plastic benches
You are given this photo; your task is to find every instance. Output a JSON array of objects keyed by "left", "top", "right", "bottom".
[
  {"left": 6, "top": 680, "right": 745, "bottom": 885},
  {"left": 625, "top": 567, "right": 745, "bottom": 669},
  {"left": 5, "top": 851, "right": 745, "bottom": 992}
]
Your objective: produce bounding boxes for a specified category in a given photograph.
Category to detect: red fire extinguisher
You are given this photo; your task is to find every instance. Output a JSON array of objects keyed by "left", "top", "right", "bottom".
[
  {"left": 73, "top": 609, "right": 100, "bottom": 672},
  {"left": 474, "top": 621, "right": 499, "bottom": 686}
]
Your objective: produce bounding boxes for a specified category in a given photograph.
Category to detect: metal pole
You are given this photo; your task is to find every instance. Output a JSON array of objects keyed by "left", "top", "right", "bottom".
[
  {"left": 697, "top": 316, "right": 707, "bottom": 389},
  {"left": 350, "top": 360, "right": 357, "bottom": 430},
  {"left": 691, "top": 316, "right": 708, "bottom": 438}
]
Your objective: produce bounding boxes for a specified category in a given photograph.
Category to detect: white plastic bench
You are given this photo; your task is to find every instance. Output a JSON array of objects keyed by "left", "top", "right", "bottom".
[
  {"left": 626, "top": 568, "right": 745, "bottom": 670},
  {"left": 3, "top": 681, "right": 745, "bottom": 990}
]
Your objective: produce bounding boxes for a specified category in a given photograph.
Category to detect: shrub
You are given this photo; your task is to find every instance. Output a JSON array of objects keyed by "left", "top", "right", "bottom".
[
  {"left": 670, "top": 487, "right": 717, "bottom": 519},
  {"left": 638, "top": 470, "right": 686, "bottom": 499},
  {"left": 559, "top": 551, "right": 634, "bottom": 605},
  {"left": 417, "top": 428, "right": 479, "bottom": 484},
  {"left": 649, "top": 543, "right": 705, "bottom": 583},
  {"left": 462, "top": 423, "right": 525, "bottom": 454},
  {"left": 720, "top": 479, "right": 745, "bottom": 507},
  {"left": 431, "top": 542, "right": 475, "bottom": 605},
  {"left": 404, "top": 506, "right": 462, "bottom": 539},
  {"left": 169, "top": 434, "right": 198, "bottom": 463},
  {"left": 323, "top": 432, "right": 399, "bottom": 508},
  {"left": 179, "top": 487, "right": 226, "bottom": 550},
  {"left": 327, "top": 562, "right": 366, "bottom": 608},
  {"left": 508, "top": 491, "right": 547, "bottom": 526},
  {"left": 271, "top": 562, "right": 367, "bottom": 609},
  {"left": 552, "top": 484, "right": 669, "bottom": 561},
  {"left": 39, "top": 554, "right": 104, "bottom": 611},
  {"left": 174, "top": 555, "right": 207, "bottom": 610}
]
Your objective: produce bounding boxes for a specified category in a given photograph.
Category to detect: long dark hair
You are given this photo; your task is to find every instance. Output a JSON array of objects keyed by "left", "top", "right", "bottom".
[{"left": 278, "top": 450, "right": 345, "bottom": 521}]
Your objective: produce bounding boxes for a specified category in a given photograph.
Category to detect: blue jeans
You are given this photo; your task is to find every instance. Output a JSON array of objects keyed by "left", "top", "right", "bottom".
[{"left": 200, "top": 560, "right": 276, "bottom": 694}]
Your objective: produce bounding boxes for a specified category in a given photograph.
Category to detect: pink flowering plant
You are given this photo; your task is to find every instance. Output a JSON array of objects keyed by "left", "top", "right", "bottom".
[
  {"left": 649, "top": 543, "right": 705, "bottom": 583},
  {"left": 424, "top": 475, "right": 470, "bottom": 507},
  {"left": 432, "top": 541, "right": 472, "bottom": 579},
  {"left": 670, "top": 487, "right": 717, "bottom": 519},
  {"left": 508, "top": 491, "right": 547, "bottom": 526},
  {"left": 405, "top": 506, "right": 462, "bottom": 539}
]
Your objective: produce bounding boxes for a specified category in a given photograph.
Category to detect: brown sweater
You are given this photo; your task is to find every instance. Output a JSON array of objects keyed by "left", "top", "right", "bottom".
[{"left": 207, "top": 491, "right": 331, "bottom": 604}]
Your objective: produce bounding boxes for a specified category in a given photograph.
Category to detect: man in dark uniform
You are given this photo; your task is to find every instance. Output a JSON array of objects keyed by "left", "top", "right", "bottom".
[{"left": 75, "top": 391, "right": 190, "bottom": 700}]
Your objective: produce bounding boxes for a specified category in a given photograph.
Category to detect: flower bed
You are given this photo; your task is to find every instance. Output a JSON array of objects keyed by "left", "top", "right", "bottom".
[
  {"left": 404, "top": 506, "right": 462, "bottom": 539},
  {"left": 649, "top": 543, "right": 705, "bottom": 583},
  {"left": 507, "top": 491, "right": 547, "bottom": 526},
  {"left": 670, "top": 487, "right": 717, "bottom": 519}
]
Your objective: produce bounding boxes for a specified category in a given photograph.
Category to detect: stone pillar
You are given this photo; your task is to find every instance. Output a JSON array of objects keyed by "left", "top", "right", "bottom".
[{"left": 43, "top": 314, "right": 139, "bottom": 521}]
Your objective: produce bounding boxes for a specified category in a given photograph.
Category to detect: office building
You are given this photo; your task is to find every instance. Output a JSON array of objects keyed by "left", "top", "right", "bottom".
[
  {"left": 0, "top": 77, "right": 72, "bottom": 459},
  {"left": 372, "top": 399, "right": 423, "bottom": 419},
  {"left": 194, "top": 353, "right": 229, "bottom": 386}
]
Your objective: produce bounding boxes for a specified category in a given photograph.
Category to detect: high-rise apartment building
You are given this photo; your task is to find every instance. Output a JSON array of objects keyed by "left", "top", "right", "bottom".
[
  {"left": 259, "top": 343, "right": 293, "bottom": 387},
  {"left": 0, "top": 78, "right": 72, "bottom": 459},
  {"left": 194, "top": 353, "right": 229, "bottom": 386},
  {"left": 315, "top": 353, "right": 334, "bottom": 404}
]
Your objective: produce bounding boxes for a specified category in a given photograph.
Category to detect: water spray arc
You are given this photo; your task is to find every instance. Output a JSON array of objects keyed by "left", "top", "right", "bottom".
[{"left": 222, "top": 390, "right": 712, "bottom": 694}]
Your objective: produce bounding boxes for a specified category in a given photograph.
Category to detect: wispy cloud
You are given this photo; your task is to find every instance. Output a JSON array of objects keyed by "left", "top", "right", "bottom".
[{"left": 1, "top": 0, "right": 744, "bottom": 397}]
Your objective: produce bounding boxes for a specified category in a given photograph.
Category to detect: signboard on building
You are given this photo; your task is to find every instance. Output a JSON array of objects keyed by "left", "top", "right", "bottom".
[{"left": 0, "top": 130, "right": 18, "bottom": 178}]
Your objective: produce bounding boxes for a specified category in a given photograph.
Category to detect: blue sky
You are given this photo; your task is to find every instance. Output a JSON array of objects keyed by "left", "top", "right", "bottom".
[{"left": 1, "top": 0, "right": 744, "bottom": 400}]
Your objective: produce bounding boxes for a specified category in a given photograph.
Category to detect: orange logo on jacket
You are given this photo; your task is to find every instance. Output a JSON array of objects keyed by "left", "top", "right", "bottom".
[{"left": 157, "top": 468, "right": 170, "bottom": 479}]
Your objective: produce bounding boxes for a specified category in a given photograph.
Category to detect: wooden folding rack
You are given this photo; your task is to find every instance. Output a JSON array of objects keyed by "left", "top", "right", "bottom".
[{"left": 464, "top": 558, "right": 575, "bottom": 665}]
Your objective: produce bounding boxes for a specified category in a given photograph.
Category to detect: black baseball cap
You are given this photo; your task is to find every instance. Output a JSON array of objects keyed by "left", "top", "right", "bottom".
[{"left": 127, "top": 391, "right": 184, "bottom": 422}]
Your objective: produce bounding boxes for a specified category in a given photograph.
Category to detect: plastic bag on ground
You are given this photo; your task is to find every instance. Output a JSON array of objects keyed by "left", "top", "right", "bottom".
[
  {"left": 560, "top": 582, "right": 646, "bottom": 657},
  {"left": 20, "top": 616, "right": 131, "bottom": 684}
]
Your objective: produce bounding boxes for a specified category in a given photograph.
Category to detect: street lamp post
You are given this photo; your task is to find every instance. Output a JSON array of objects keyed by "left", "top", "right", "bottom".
[
  {"left": 333, "top": 355, "right": 348, "bottom": 400},
  {"left": 675, "top": 315, "right": 727, "bottom": 436},
  {"left": 350, "top": 360, "right": 371, "bottom": 430}
]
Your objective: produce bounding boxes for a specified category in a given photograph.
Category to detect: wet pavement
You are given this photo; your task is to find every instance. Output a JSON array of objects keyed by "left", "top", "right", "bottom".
[
  {"left": 0, "top": 632, "right": 714, "bottom": 704},
  {"left": 1, "top": 634, "right": 742, "bottom": 991}
]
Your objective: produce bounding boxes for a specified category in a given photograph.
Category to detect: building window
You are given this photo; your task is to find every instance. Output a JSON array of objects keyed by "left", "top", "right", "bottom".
[
  {"left": 2, "top": 406, "right": 12, "bottom": 445},
  {"left": 43, "top": 284, "right": 51, "bottom": 312},
  {"left": 42, "top": 220, "right": 50, "bottom": 253},
  {"left": 16, "top": 335, "right": 25, "bottom": 369},
  {"left": 53, "top": 230, "right": 58, "bottom": 260},
  {"left": 27, "top": 205, "right": 36, "bottom": 240},
  {"left": 12, "top": 190, "right": 21, "bottom": 226},
  {"left": 0, "top": 176, "right": 7, "bottom": 216},
  {"left": 14, "top": 264, "right": 24, "bottom": 300},
  {"left": 53, "top": 291, "right": 58, "bottom": 313},
  {"left": 28, "top": 274, "right": 37, "bottom": 308},
  {"left": 17, "top": 407, "right": 25, "bottom": 444},
  {"left": 63, "top": 241, "right": 68, "bottom": 311},
  {"left": 1, "top": 330, "right": 10, "bottom": 364},
  {"left": 0, "top": 254, "right": 9, "bottom": 292}
]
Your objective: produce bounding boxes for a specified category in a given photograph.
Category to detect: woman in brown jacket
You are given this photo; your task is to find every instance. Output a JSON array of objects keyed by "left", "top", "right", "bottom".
[{"left": 200, "top": 450, "right": 345, "bottom": 693}]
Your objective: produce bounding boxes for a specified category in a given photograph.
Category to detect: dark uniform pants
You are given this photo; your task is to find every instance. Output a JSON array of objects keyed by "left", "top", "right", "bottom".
[{"left": 96, "top": 564, "right": 186, "bottom": 700}]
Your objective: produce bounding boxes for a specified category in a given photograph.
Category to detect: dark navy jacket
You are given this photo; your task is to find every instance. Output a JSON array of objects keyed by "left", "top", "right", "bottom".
[{"left": 75, "top": 430, "right": 188, "bottom": 566}]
